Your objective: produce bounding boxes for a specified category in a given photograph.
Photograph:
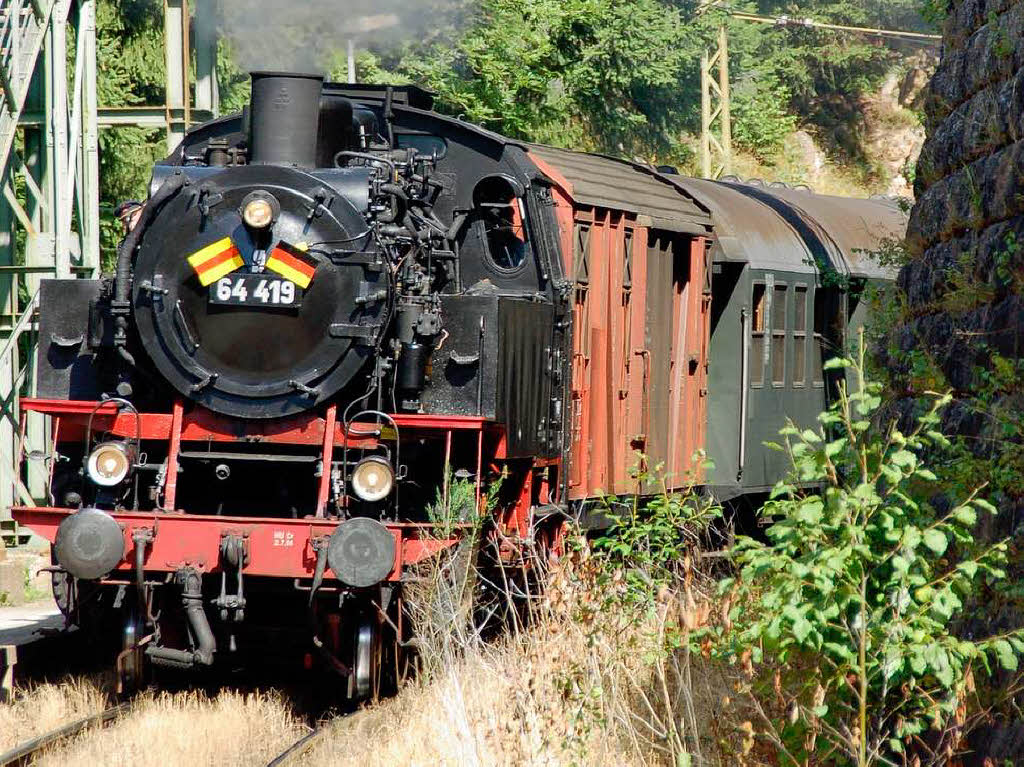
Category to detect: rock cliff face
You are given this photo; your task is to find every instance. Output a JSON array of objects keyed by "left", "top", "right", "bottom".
[
  {"left": 895, "top": 5, "right": 1024, "bottom": 759},
  {"left": 896, "top": 0, "right": 1024, "bottom": 395}
]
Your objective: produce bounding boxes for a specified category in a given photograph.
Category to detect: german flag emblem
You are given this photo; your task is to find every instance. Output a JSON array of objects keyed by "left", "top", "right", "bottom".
[
  {"left": 265, "top": 242, "right": 318, "bottom": 289},
  {"left": 187, "top": 237, "right": 244, "bottom": 286}
]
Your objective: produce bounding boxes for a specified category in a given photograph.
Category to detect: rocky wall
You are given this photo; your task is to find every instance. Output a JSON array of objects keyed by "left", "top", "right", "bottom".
[
  {"left": 896, "top": 4, "right": 1024, "bottom": 761},
  {"left": 895, "top": 0, "right": 1024, "bottom": 395}
]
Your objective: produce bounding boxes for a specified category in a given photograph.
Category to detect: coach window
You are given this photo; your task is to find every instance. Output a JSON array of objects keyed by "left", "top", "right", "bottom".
[
  {"left": 772, "top": 284, "right": 787, "bottom": 387},
  {"left": 473, "top": 176, "right": 528, "bottom": 272},
  {"left": 793, "top": 285, "right": 807, "bottom": 387},
  {"left": 812, "top": 288, "right": 826, "bottom": 387},
  {"left": 750, "top": 283, "right": 766, "bottom": 387}
]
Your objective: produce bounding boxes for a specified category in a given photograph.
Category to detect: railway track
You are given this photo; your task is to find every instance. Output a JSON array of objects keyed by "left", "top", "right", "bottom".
[{"left": 0, "top": 702, "right": 130, "bottom": 766}]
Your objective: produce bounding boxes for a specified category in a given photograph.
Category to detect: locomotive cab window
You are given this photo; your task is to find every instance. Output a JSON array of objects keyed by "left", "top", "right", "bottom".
[
  {"left": 473, "top": 176, "right": 529, "bottom": 272},
  {"left": 750, "top": 283, "right": 766, "bottom": 387}
]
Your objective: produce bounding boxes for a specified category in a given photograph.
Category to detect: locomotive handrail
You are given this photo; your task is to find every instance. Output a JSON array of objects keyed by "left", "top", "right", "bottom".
[{"left": 83, "top": 397, "right": 142, "bottom": 461}]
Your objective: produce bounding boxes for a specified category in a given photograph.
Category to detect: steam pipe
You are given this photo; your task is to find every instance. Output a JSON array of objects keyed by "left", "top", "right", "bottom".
[
  {"left": 182, "top": 568, "right": 216, "bottom": 665},
  {"left": 144, "top": 646, "right": 197, "bottom": 669},
  {"left": 145, "top": 567, "right": 215, "bottom": 667},
  {"left": 446, "top": 212, "right": 469, "bottom": 242},
  {"left": 333, "top": 151, "right": 395, "bottom": 174},
  {"left": 112, "top": 173, "right": 188, "bottom": 383},
  {"left": 377, "top": 183, "right": 408, "bottom": 224}
]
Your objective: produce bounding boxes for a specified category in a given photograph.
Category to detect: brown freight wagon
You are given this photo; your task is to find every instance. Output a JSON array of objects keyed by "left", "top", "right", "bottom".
[{"left": 528, "top": 146, "right": 713, "bottom": 500}]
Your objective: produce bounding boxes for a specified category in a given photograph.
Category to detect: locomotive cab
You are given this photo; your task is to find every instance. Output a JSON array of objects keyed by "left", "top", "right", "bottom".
[{"left": 16, "top": 70, "right": 570, "bottom": 694}]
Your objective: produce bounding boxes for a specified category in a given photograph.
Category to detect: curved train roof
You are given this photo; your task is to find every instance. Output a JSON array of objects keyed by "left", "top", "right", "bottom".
[
  {"left": 523, "top": 141, "right": 905, "bottom": 281},
  {"left": 528, "top": 145, "right": 713, "bottom": 236},
  {"left": 665, "top": 177, "right": 907, "bottom": 280}
]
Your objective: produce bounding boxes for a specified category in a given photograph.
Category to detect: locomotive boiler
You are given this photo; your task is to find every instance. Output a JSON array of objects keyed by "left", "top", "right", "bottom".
[{"left": 10, "top": 71, "right": 906, "bottom": 694}]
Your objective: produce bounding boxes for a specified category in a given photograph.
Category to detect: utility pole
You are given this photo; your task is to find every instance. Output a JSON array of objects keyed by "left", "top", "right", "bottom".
[
  {"left": 697, "top": 11, "right": 938, "bottom": 180},
  {"left": 700, "top": 25, "right": 732, "bottom": 179}
]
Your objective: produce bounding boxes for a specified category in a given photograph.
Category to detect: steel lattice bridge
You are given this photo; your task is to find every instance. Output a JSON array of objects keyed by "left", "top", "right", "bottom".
[{"left": 0, "top": 0, "right": 218, "bottom": 545}]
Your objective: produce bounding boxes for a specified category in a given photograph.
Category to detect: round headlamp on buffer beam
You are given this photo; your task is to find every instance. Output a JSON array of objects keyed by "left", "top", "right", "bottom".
[
  {"left": 350, "top": 456, "right": 395, "bottom": 503},
  {"left": 86, "top": 441, "right": 134, "bottom": 487},
  {"left": 80, "top": 399, "right": 141, "bottom": 499}
]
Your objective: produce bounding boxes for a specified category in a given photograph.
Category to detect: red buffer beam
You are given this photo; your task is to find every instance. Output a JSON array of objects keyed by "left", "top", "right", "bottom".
[{"left": 13, "top": 507, "right": 464, "bottom": 581}]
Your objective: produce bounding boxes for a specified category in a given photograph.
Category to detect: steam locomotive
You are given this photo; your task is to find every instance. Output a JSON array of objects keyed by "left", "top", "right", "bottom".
[{"left": 11, "top": 72, "right": 905, "bottom": 695}]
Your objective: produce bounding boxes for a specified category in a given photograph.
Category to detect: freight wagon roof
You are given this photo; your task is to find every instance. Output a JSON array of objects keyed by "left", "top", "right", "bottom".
[
  {"left": 527, "top": 145, "right": 713, "bottom": 235},
  {"left": 666, "top": 177, "right": 906, "bottom": 280}
]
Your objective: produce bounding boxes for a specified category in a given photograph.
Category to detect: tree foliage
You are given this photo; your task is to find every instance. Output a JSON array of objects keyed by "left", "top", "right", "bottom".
[
  {"left": 95, "top": 0, "right": 166, "bottom": 267},
  {"left": 355, "top": 0, "right": 933, "bottom": 166}
]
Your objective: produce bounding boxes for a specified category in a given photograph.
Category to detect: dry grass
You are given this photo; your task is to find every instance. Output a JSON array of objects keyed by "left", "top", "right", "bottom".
[
  {"left": 0, "top": 676, "right": 306, "bottom": 766},
  {"left": 303, "top": 543, "right": 747, "bottom": 767},
  {"left": 0, "top": 678, "right": 108, "bottom": 752},
  {"left": 32, "top": 689, "right": 305, "bottom": 767},
  {"left": 0, "top": 538, "right": 749, "bottom": 766}
]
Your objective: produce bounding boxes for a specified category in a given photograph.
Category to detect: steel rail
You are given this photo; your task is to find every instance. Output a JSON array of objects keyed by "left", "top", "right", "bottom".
[
  {"left": 0, "top": 702, "right": 130, "bottom": 766},
  {"left": 265, "top": 724, "right": 331, "bottom": 767},
  {"left": 265, "top": 706, "right": 376, "bottom": 767}
]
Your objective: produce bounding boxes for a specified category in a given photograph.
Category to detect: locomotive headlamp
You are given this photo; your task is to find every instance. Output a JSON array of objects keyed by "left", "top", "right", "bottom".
[
  {"left": 86, "top": 441, "right": 133, "bottom": 487},
  {"left": 242, "top": 197, "right": 274, "bottom": 229},
  {"left": 350, "top": 456, "right": 395, "bottom": 503}
]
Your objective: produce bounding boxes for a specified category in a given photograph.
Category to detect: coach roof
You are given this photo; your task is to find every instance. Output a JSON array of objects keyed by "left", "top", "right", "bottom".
[{"left": 666, "top": 177, "right": 906, "bottom": 279}]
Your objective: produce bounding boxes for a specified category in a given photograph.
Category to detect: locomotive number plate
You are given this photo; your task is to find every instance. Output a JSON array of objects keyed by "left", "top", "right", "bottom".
[{"left": 209, "top": 274, "right": 303, "bottom": 308}]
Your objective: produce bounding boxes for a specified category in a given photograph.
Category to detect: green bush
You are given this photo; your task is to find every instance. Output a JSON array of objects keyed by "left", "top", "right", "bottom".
[
  {"left": 731, "top": 73, "right": 798, "bottom": 162},
  {"left": 708, "top": 336, "right": 1024, "bottom": 765},
  {"left": 592, "top": 455, "right": 721, "bottom": 603}
]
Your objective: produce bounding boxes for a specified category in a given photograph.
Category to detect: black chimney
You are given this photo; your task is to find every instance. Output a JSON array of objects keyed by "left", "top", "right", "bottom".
[{"left": 248, "top": 71, "right": 324, "bottom": 167}]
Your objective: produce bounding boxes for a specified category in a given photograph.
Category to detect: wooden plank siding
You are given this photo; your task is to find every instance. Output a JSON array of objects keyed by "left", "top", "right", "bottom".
[{"left": 529, "top": 151, "right": 710, "bottom": 499}]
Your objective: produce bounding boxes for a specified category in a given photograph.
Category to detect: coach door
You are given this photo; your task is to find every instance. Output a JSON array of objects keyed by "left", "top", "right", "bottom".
[{"left": 643, "top": 231, "right": 709, "bottom": 489}]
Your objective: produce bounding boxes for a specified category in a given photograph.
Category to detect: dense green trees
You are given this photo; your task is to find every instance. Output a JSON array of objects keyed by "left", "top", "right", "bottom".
[
  {"left": 353, "top": 0, "right": 932, "bottom": 165},
  {"left": 94, "top": 0, "right": 166, "bottom": 262},
  {"left": 381, "top": 0, "right": 712, "bottom": 159},
  {"left": 92, "top": 0, "right": 932, "bottom": 262}
]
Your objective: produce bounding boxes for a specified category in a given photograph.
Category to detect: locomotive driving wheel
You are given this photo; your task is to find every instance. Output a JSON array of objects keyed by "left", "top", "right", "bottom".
[
  {"left": 116, "top": 612, "right": 145, "bottom": 695},
  {"left": 351, "top": 613, "right": 383, "bottom": 702}
]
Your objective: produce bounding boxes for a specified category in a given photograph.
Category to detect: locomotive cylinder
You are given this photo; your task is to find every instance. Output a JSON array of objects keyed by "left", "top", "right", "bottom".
[{"left": 249, "top": 72, "right": 324, "bottom": 167}]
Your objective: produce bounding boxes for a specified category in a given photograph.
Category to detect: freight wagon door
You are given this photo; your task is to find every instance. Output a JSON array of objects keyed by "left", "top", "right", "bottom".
[{"left": 643, "top": 231, "right": 708, "bottom": 489}]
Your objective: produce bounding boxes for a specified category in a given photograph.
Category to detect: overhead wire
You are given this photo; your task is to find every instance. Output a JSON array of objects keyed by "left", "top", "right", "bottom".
[
  {"left": 694, "top": 2, "right": 941, "bottom": 43},
  {"left": 728, "top": 11, "right": 941, "bottom": 42}
]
